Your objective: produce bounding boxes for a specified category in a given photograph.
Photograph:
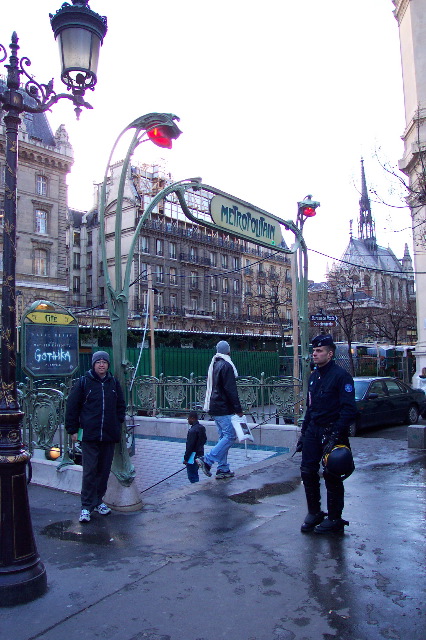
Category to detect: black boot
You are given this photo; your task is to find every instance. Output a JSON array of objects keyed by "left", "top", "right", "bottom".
[
  {"left": 314, "top": 517, "right": 349, "bottom": 534},
  {"left": 316, "top": 472, "right": 347, "bottom": 534},
  {"left": 301, "top": 470, "right": 323, "bottom": 533},
  {"left": 301, "top": 511, "right": 326, "bottom": 533}
]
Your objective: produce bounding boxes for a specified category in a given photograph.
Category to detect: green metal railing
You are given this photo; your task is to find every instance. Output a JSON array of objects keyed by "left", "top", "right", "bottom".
[{"left": 128, "top": 373, "right": 302, "bottom": 424}]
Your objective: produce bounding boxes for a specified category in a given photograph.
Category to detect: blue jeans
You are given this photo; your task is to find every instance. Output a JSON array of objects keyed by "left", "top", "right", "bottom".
[{"left": 204, "top": 414, "right": 236, "bottom": 472}]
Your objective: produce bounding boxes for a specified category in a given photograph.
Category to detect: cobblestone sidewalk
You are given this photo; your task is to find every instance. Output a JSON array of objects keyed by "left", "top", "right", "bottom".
[{"left": 132, "top": 436, "right": 285, "bottom": 497}]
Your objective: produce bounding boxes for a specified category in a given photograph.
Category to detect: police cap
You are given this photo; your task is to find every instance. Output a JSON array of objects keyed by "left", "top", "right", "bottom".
[{"left": 312, "top": 334, "right": 335, "bottom": 348}]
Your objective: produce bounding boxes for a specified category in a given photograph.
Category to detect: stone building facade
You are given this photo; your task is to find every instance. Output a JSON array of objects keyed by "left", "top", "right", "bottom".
[
  {"left": 0, "top": 105, "right": 73, "bottom": 321},
  {"left": 67, "top": 161, "right": 293, "bottom": 343},
  {"left": 393, "top": 0, "right": 426, "bottom": 381}
]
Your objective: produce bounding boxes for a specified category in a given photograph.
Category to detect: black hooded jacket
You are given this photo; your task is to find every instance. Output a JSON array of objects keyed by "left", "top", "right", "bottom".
[
  {"left": 65, "top": 369, "right": 126, "bottom": 443},
  {"left": 208, "top": 357, "right": 242, "bottom": 416}
]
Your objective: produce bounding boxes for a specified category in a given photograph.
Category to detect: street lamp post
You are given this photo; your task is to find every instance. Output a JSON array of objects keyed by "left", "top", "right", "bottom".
[
  {"left": 0, "top": 0, "right": 107, "bottom": 606},
  {"left": 98, "top": 113, "right": 181, "bottom": 511},
  {"left": 292, "top": 195, "right": 320, "bottom": 418}
]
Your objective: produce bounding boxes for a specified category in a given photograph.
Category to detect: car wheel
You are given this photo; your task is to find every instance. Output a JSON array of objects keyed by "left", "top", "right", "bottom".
[
  {"left": 407, "top": 404, "right": 419, "bottom": 425},
  {"left": 349, "top": 419, "right": 359, "bottom": 437}
]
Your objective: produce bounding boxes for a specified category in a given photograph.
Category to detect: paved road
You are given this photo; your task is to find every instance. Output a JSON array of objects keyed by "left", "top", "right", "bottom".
[{"left": 0, "top": 422, "right": 424, "bottom": 640}]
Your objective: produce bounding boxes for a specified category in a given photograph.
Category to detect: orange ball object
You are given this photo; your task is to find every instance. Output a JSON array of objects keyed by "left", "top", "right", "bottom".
[{"left": 46, "top": 446, "right": 61, "bottom": 460}]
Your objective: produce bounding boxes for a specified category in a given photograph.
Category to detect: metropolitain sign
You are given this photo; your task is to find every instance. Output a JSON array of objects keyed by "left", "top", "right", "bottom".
[{"left": 210, "top": 195, "right": 284, "bottom": 247}]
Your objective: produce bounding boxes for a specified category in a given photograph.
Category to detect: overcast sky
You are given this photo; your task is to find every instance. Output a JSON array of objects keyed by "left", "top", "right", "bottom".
[{"left": 2, "top": 0, "right": 412, "bottom": 279}]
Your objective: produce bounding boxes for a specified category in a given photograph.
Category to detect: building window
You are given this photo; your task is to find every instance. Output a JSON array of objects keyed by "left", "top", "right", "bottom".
[
  {"left": 209, "top": 251, "right": 217, "bottom": 267},
  {"left": 169, "top": 242, "right": 177, "bottom": 259},
  {"left": 233, "top": 279, "right": 240, "bottom": 294},
  {"left": 223, "top": 300, "right": 229, "bottom": 316},
  {"left": 233, "top": 303, "right": 240, "bottom": 315},
  {"left": 36, "top": 175, "right": 47, "bottom": 196},
  {"left": 87, "top": 275, "right": 92, "bottom": 292},
  {"left": 140, "top": 263, "right": 148, "bottom": 280},
  {"left": 0, "top": 196, "right": 4, "bottom": 223},
  {"left": 222, "top": 254, "right": 228, "bottom": 269},
  {"left": 157, "top": 291, "right": 164, "bottom": 308},
  {"left": 233, "top": 257, "right": 240, "bottom": 270},
  {"left": 87, "top": 252, "right": 92, "bottom": 269},
  {"left": 141, "top": 291, "right": 148, "bottom": 311},
  {"left": 190, "top": 297, "right": 198, "bottom": 312},
  {"left": 35, "top": 209, "right": 47, "bottom": 234},
  {"left": 156, "top": 264, "right": 164, "bottom": 283},
  {"left": 169, "top": 267, "right": 177, "bottom": 285},
  {"left": 73, "top": 276, "right": 80, "bottom": 292},
  {"left": 73, "top": 230, "right": 80, "bottom": 247},
  {"left": 222, "top": 278, "right": 229, "bottom": 293},
  {"left": 190, "top": 247, "right": 197, "bottom": 261},
  {"left": 170, "top": 294, "right": 177, "bottom": 310},
  {"left": 140, "top": 236, "right": 149, "bottom": 253},
  {"left": 34, "top": 248, "right": 48, "bottom": 276},
  {"left": 73, "top": 252, "right": 80, "bottom": 269},
  {"left": 190, "top": 270, "right": 197, "bottom": 287},
  {"left": 87, "top": 230, "right": 92, "bottom": 246},
  {"left": 156, "top": 239, "right": 164, "bottom": 256},
  {"left": 211, "top": 275, "right": 218, "bottom": 291},
  {"left": 211, "top": 299, "right": 217, "bottom": 314},
  {"left": 247, "top": 304, "right": 251, "bottom": 317},
  {"left": 258, "top": 283, "right": 265, "bottom": 296}
]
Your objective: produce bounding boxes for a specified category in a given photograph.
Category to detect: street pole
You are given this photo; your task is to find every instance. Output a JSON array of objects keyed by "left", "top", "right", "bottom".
[
  {"left": 147, "top": 266, "right": 156, "bottom": 380},
  {"left": 291, "top": 251, "right": 300, "bottom": 420},
  {"left": 0, "top": 1, "right": 107, "bottom": 606}
]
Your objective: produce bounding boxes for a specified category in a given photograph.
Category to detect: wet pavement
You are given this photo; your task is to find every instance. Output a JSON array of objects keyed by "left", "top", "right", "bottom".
[{"left": 0, "top": 425, "right": 425, "bottom": 640}]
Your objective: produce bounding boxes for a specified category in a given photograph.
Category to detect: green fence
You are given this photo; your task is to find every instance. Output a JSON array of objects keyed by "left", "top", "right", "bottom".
[{"left": 92, "top": 347, "right": 280, "bottom": 379}]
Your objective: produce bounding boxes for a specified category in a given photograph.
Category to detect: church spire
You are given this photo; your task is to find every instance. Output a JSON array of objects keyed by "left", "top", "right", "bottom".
[{"left": 358, "top": 158, "right": 375, "bottom": 241}]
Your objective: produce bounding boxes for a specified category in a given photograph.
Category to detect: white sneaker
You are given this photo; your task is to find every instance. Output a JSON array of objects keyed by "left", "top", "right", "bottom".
[
  {"left": 79, "top": 509, "right": 91, "bottom": 523},
  {"left": 94, "top": 502, "right": 111, "bottom": 515}
]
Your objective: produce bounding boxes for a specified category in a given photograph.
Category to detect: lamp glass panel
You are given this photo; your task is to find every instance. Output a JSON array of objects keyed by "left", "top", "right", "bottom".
[{"left": 58, "top": 28, "right": 101, "bottom": 75}]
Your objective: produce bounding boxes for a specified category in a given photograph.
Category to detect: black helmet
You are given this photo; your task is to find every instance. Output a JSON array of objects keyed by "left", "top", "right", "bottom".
[{"left": 323, "top": 445, "right": 355, "bottom": 480}]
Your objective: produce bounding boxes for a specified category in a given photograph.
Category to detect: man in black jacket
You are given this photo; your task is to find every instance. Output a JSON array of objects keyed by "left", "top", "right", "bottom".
[
  {"left": 297, "top": 335, "right": 357, "bottom": 534},
  {"left": 66, "top": 351, "right": 126, "bottom": 522},
  {"left": 197, "top": 341, "right": 243, "bottom": 480}
]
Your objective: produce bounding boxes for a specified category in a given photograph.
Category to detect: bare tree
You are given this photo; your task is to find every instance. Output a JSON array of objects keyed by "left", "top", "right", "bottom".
[
  {"left": 372, "top": 107, "right": 426, "bottom": 249},
  {"left": 310, "top": 268, "right": 372, "bottom": 375},
  {"left": 251, "top": 282, "right": 292, "bottom": 348},
  {"left": 364, "top": 302, "right": 417, "bottom": 346}
]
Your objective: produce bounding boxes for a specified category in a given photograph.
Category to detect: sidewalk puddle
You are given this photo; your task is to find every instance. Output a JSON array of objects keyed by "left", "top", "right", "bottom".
[
  {"left": 229, "top": 480, "right": 299, "bottom": 504},
  {"left": 41, "top": 520, "right": 129, "bottom": 545}
]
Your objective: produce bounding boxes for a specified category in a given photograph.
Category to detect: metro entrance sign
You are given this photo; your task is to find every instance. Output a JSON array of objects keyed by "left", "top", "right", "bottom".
[
  {"left": 310, "top": 313, "right": 338, "bottom": 328},
  {"left": 210, "top": 195, "right": 284, "bottom": 247}
]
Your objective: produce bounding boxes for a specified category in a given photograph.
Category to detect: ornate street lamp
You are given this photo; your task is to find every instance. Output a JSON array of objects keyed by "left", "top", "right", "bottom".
[
  {"left": 0, "top": 0, "right": 107, "bottom": 606},
  {"left": 291, "top": 195, "right": 320, "bottom": 416},
  {"left": 98, "top": 113, "right": 181, "bottom": 511}
]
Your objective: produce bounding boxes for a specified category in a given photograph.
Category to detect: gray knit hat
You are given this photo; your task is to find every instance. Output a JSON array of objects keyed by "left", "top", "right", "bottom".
[
  {"left": 216, "top": 340, "right": 230, "bottom": 354},
  {"left": 92, "top": 350, "right": 110, "bottom": 367}
]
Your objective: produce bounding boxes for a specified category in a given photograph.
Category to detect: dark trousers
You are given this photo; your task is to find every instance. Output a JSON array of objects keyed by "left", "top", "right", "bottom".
[
  {"left": 81, "top": 441, "right": 115, "bottom": 511},
  {"left": 301, "top": 423, "right": 346, "bottom": 519},
  {"left": 186, "top": 461, "right": 200, "bottom": 483}
]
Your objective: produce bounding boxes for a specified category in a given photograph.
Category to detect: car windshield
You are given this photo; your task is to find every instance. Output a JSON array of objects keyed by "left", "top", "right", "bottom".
[{"left": 354, "top": 379, "right": 371, "bottom": 400}]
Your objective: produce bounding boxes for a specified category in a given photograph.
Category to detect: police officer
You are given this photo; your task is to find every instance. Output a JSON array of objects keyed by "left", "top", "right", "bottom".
[{"left": 297, "top": 335, "right": 357, "bottom": 534}]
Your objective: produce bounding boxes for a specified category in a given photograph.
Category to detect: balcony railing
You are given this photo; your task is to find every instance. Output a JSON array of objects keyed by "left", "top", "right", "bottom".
[
  {"left": 179, "top": 252, "right": 211, "bottom": 267},
  {"left": 142, "top": 219, "right": 291, "bottom": 261}
]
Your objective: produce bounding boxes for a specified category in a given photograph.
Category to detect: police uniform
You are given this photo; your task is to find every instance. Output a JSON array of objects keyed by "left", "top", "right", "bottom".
[{"left": 300, "top": 335, "right": 357, "bottom": 534}]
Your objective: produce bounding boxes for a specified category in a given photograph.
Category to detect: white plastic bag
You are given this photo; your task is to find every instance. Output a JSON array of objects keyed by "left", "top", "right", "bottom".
[{"left": 231, "top": 414, "right": 254, "bottom": 443}]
